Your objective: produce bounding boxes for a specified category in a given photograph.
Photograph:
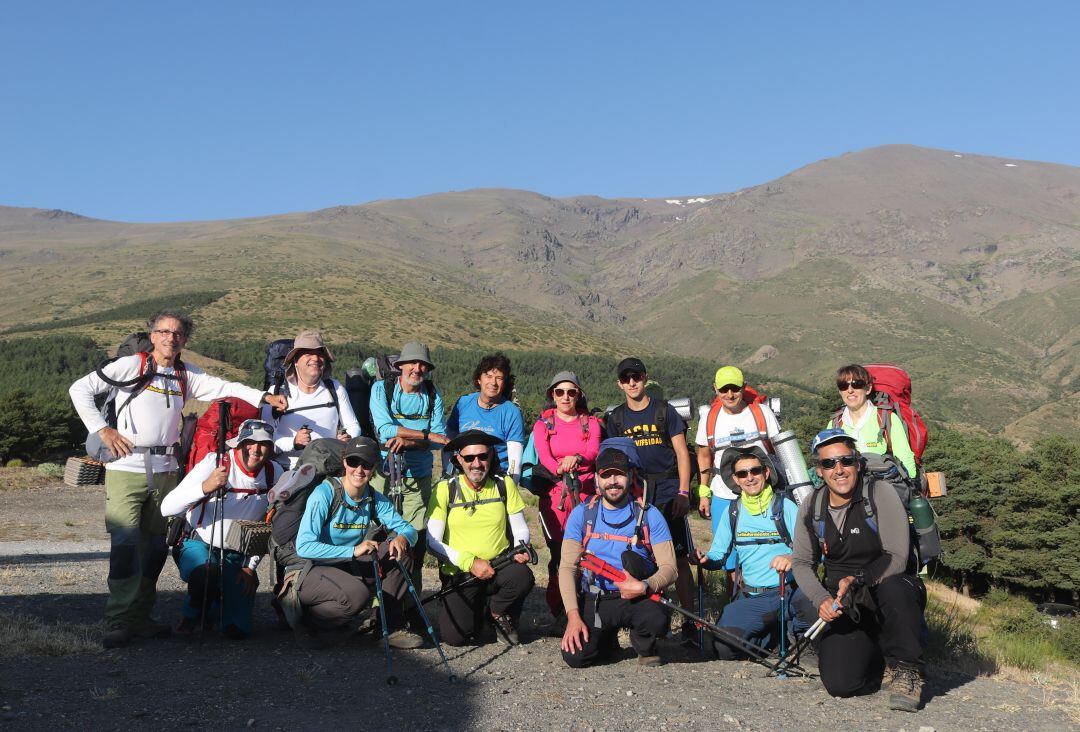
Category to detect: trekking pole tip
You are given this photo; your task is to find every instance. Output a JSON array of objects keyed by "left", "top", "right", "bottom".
[{"left": 387, "top": 675, "right": 398, "bottom": 686}]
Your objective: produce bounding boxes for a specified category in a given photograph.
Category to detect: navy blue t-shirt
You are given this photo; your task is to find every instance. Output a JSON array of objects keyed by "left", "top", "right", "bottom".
[{"left": 606, "top": 399, "right": 686, "bottom": 505}]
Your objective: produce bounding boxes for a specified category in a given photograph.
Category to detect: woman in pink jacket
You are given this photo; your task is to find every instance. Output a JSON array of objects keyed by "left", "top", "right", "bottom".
[{"left": 532, "top": 371, "right": 601, "bottom": 619}]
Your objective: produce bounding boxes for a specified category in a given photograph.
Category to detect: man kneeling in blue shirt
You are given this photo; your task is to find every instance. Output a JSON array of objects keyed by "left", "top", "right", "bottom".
[{"left": 695, "top": 446, "right": 810, "bottom": 659}]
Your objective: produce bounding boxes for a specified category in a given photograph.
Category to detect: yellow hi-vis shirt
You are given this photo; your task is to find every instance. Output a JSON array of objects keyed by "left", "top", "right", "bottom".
[{"left": 427, "top": 474, "right": 526, "bottom": 574}]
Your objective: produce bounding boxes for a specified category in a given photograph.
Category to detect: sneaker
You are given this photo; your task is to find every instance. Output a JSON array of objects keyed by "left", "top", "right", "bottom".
[
  {"left": 637, "top": 654, "right": 662, "bottom": 667},
  {"left": 490, "top": 613, "right": 520, "bottom": 646},
  {"left": 131, "top": 618, "right": 171, "bottom": 639},
  {"left": 885, "top": 662, "right": 924, "bottom": 712},
  {"left": 387, "top": 629, "right": 425, "bottom": 650},
  {"left": 102, "top": 624, "right": 131, "bottom": 649}
]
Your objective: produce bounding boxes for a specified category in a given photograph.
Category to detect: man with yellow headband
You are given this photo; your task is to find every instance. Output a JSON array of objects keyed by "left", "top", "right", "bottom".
[{"left": 694, "top": 446, "right": 808, "bottom": 659}]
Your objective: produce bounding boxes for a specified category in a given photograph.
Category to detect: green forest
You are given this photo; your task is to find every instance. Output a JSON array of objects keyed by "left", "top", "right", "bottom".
[{"left": 1, "top": 333, "right": 1076, "bottom": 599}]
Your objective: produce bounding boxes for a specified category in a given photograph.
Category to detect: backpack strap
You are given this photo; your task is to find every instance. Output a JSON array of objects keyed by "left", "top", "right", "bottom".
[
  {"left": 581, "top": 495, "right": 601, "bottom": 552},
  {"left": 326, "top": 477, "right": 347, "bottom": 526},
  {"left": 877, "top": 407, "right": 893, "bottom": 456},
  {"left": 748, "top": 403, "right": 773, "bottom": 453},
  {"left": 385, "top": 377, "right": 436, "bottom": 426},
  {"left": 717, "top": 498, "right": 741, "bottom": 568},
  {"left": 654, "top": 399, "right": 670, "bottom": 448},
  {"left": 446, "top": 474, "right": 508, "bottom": 514},
  {"left": 606, "top": 405, "right": 625, "bottom": 439},
  {"left": 581, "top": 497, "right": 651, "bottom": 554},
  {"left": 705, "top": 397, "right": 723, "bottom": 451},
  {"left": 861, "top": 478, "right": 878, "bottom": 534}
]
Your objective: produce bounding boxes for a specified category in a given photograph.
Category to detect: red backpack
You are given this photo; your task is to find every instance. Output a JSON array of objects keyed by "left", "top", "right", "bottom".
[
  {"left": 833, "top": 364, "right": 928, "bottom": 466},
  {"left": 184, "top": 397, "right": 262, "bottom": 474}
]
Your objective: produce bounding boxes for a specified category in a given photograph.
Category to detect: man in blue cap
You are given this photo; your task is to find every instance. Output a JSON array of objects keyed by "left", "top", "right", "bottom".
[{"left": 791, "top": 429, "right": 928, "bottom": 712}]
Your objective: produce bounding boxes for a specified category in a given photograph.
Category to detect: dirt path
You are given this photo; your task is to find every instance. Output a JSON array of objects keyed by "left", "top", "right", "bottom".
[{"left": 1, "top": 478, "right": 1076, "bottom": 730}]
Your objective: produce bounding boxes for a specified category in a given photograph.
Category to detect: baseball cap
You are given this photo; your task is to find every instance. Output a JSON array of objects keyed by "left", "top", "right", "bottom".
[
  {"left": 810, "top": 428, "right": 856, "bottom": 455},
  {"left": 595, "top": 448, "right": 631, "bottom": 475},
  {"left": 713, "top": 366, "right": 744, "bottom": 390},
  {"left": 617, "top": 357, "right": 647, "bottom": 377},
  {"left": 343, "top": 436, "right": 380, "bottom": 464}
]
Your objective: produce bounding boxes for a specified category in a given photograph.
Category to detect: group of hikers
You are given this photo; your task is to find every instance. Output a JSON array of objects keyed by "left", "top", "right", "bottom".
[{"left": 67, "top": 308, "right": 932, "bottom": 713}]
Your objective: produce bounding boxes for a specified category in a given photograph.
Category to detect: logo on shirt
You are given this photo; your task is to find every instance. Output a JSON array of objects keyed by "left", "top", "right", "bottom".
[
  {"left": 850, "top": 527, "right": 861, "bottom": 535},
  {"left": 628, "top": 423, "right": 664, "bottom": 447}
]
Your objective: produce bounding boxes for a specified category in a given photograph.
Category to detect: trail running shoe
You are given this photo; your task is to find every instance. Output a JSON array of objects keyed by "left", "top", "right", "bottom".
[{"left": 388, "top": 629, "right": 425, "bottom": 649}]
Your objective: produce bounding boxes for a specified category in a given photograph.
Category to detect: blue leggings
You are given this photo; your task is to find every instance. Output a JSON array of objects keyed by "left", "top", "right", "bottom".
[{"left": 176, "top": 538, "right": 256, "bottom": 636}]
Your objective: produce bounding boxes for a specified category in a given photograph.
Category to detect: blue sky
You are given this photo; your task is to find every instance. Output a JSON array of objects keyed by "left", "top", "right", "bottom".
[{"left": 2, "top": 2, "right": 1076, "bottom": 222}]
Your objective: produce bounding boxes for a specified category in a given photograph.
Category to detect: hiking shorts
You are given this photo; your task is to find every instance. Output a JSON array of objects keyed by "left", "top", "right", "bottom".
[{"left": 654, "top": 496, "right": 690, "bottom": 558}]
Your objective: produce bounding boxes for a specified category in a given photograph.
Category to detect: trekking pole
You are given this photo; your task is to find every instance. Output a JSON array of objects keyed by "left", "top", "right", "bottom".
[
  {"left": 371, "top": 552, "right": 397, "bottom": 686},
  {"left": 580, "top": 553, "right": 813, "bottom": 678},
  {"left": 393, "top": 557, "right": 457, "bottom": 683},
  {"left": 776, "top": 570, "right": 788, "bottom": 679},
  {"left": 216, "top": 400, "right": 230, "bottom": 632},
  {"left": 423, "top": 543, "right": 538, "bottom": 606},
  {"left": 683, "top": 523, "right": 705, "bottom": 652}
]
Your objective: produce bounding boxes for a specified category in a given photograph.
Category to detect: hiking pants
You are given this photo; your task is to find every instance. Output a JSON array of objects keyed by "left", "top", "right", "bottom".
[
  {"left": 817, "top": 574, "right": 927, "bottom": 697},
  {"left": 562, "top": 594, "right": 669, "bottom": 668},
  {"left": 711, "top": 585, "right": 810, "bottom": 660},
  {"left": 438, "top": 561, "right": 535, "bottom": 646},
  {"left": 103, "top": 469, "right": 177, "bottom": 626},
  {"left": 176, "top": 538, "right": 256, "bottom": 636},
  {"left": 372, "top": 471, "right": 432, "bottom": 592},
  {"left": 538, "top": 482, "right": 591, "bottom": 617},
  {"left": 298, "top": 547, "right": 414, "bottom": 631}
]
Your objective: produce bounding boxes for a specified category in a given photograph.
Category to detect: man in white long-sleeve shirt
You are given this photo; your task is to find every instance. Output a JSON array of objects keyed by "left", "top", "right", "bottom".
[
  {"left": 161, "top": 419, "right": 280, "bottom": 639},
  {"left": 68, "top": 309, "right": 288, "bottom": 648}
]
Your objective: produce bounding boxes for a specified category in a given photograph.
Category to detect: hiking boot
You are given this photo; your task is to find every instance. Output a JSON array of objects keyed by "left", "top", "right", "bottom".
[
  {"left": 353, "top": 609, "right": 378, "bottom": 636},
  {"left": 885, "top": 662, "right": 924, "bottom": 712},
  {"left": 102, "top": 624, "right": 132, "bottom": 649},
  {"left": 173, "top": 617, "right": 200, "bottom": 637},
  {"left": 637, "top": 654, "right": 662, "bottom": 667},
  {"left": 387, "top": 629, "right": 425, "bottom": 650},
  {"left": 131, "top": 618, "right": 171, "bottom": 639},
  {"left": 490, "top": 613, "right": 520, "bottom": 646},
  {"left": 222, "top": 624, "right": 249, "bottom": 641},
  {"left": 679, "top": 620, "right": 701, "bottom": 648}
]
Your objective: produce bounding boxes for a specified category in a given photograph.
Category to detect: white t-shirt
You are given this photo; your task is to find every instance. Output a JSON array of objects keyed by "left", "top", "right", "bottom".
[
  {"left": 261, "top": 376, "right": 362, "bottom": 468},
  {"left": 695, "top": 402, "right": 780, "bottom": 500}
]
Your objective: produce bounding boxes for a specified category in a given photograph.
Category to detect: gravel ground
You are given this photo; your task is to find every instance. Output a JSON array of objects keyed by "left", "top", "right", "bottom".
[{"left": 1, "top": 475, "right": 1076, "bottom": 731}]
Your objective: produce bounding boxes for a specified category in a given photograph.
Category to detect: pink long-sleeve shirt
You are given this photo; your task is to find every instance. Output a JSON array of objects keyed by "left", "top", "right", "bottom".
[{"left": 532, "top": 410, "right": 601, "bottom": 492}]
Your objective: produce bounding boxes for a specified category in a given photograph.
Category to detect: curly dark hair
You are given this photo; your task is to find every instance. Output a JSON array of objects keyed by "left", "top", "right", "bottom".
[{"left": 472, "top": 353, "right": 515, "bottom": 397}]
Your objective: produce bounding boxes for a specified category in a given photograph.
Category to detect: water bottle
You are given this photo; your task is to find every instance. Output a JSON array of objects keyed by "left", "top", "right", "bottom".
[{"left": 909, "top": 495, "right": 935, "bottom": 531}]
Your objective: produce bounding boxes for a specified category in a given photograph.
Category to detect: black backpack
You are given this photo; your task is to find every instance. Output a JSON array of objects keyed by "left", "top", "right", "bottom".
[
  {"left": 345, "top": 364, "right": 377, "bottom": 440},
  {"left": 268, "top": 438, "right": 347, "bottom": 570}
]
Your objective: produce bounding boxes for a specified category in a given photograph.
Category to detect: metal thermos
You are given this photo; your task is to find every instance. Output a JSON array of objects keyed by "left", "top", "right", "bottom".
[{"left": 772, "top": 430, "right": 814, "bottom": 505}]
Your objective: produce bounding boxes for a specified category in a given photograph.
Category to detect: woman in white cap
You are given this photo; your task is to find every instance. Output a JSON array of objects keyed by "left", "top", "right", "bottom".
[
  {"left": 161, "top": 419, "right": 281, "bottom": 639},
  {"left": 262, "top": 329, "right": 362, "bottom": 469},
  {"left": 531, "top": 371, "right": 600, "bottom": 620}
]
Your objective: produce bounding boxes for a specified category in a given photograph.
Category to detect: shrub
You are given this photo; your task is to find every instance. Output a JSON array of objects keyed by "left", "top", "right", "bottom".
[
  {"left": 35, "top": 463, "right": 65, "bottom": 478},
  {"left": 5, "top": 459, "right": 25, "bottom": 468}
]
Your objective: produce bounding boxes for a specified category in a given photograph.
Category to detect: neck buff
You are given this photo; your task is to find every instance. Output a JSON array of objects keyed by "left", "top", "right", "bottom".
[{"left": 740, "top": 484, "right": 774, "bottom": 515}]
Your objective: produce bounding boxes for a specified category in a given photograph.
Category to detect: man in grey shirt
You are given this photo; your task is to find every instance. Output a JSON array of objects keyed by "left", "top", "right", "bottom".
[{"left": 791, "top": 429, "right": 927, "bottom": 713}]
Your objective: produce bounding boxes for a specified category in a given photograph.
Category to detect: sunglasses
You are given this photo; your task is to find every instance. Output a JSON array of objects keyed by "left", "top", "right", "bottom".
[
  {"left": 837, "top": 379, "right": 869, "bottom": 391},
  {"left": 717, "top": 384, "right": 742, "bottom": 394},
  {"left": 553, "top": 388, "right": 579, "bottom": 398},
  {"left": 459, "top": 452, "right": 490, "bottom": 464},
  {"left": 618, "top": 372, "right": 645, "bottom": 384},
  {"left": 818, "top": 455, "right": 858, "bottom": 470},
  {"left": 732, "top": 466, "right": 765, "bottom": 479},
  {"left": 345, "top": 456, "right": 374, "bottom": 470}
]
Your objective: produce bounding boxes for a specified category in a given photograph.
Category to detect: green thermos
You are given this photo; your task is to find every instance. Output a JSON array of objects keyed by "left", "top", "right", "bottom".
[{"left": 909, "top": 495, "right": 935, "bottom": 531}]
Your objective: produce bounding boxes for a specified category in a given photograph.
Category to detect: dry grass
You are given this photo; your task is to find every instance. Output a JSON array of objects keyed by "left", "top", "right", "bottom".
[{"left": 0, "top": 613, "right": 102, "bottom": 657}]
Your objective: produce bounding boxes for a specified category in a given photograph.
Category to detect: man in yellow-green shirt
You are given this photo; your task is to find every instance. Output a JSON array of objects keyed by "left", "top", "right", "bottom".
[{"left": 427, "top": 430, "right": 534, "bottom": 646}]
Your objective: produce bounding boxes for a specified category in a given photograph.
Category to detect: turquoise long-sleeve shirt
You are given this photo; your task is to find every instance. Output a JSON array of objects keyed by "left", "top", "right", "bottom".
[
  {"left": 369, "top": 378, "right": 446, "bottom": 478},
  {"left": 705, "top": 492, "right": 800, "bottom": 589},
  {"left": 296, "top": 479, "right": 418, "bottom": 562}
]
